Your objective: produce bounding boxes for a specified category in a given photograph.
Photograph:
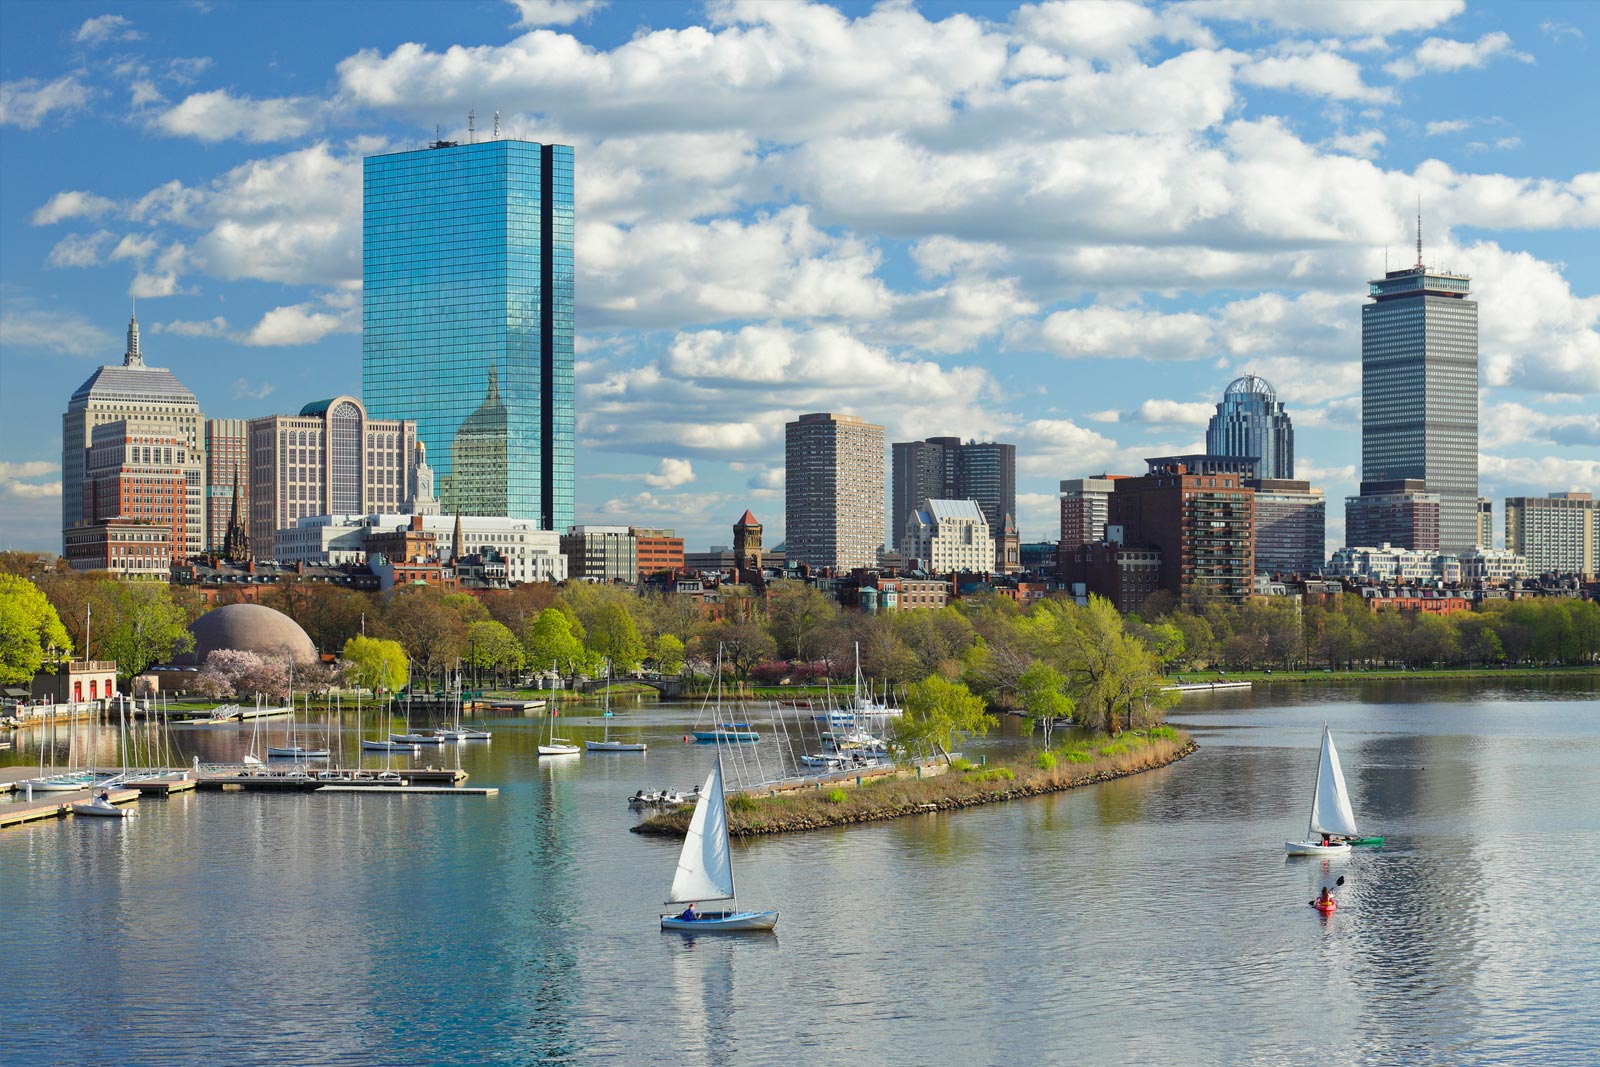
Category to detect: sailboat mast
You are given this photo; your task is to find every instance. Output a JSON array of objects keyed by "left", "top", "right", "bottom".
[{"left": 1307, "top": 725, "right": 1327, "bottom": 840}]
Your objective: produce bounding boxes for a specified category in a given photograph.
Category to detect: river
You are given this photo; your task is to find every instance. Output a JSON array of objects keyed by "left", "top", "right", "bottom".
[{"left": 2, "top": 677, "right": 1596, "bottom": 1066}]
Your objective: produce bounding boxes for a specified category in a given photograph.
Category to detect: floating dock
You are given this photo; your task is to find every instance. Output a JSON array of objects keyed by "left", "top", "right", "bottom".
[
  {"left": 0, "top": 787, "right": 139, "bottom": 828},
  {"left": 317, "top": 785, "right": 497, "bottom": 795},
  {"left": 1163, "top": 681, "right": 1253, "bottom": 692}
]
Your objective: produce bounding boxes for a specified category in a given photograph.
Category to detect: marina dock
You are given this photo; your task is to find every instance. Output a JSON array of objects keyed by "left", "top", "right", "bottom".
[
  {"left": 0, "top": 786, "right": 138, "bottom": 828},
  {"left": 317, "top": 785, "right": 498, "bottom": 795}
]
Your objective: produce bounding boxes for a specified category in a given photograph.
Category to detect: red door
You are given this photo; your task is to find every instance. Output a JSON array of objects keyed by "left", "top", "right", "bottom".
[{"left": 74, "top": 680, "right": 83, "bottom": 702}]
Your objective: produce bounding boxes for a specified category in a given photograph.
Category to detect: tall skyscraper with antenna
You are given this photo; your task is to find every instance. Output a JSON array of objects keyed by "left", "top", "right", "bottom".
[
  {"left": 362, "top": 130, "right": 574, "bottom": 529},
  {"left": 1352, "top": 205, "right": 1478, "bottom": 551}
]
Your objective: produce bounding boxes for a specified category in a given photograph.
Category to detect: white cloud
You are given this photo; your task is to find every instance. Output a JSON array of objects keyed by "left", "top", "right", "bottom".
[
  {"left": 1240, "top": 51, "right": 1393, "bottom": 104},
  {"left": 74, "top": 14, "right": 143, "bottom": 46},
  {"left": 1180, "top": 0, "right": 1465, "bottom": 38},
  {"left": 1386, "top": 32, "right": 1534, "bottom": 80},
  {"left": 0, "top": 304, "right": 116, "bottom": 357},
  {"left": 1036, "top": 305, "right": 1214, "bottom": 361},
  {"left": 46, "top": 230, "right": 116, "bottom": 269},
  {"left": 642, "top": 457, "right": 695, "bottom": 489},
  {"left": 1323, "top": 129, "right": 1386, "bottom": 159},
  {"left": 231, "top": 378, "right": 276, "bottom": 401},
  {"left": 1011, "top": 0, "right": 1214, "bottom": 59},
  {"left": 1480, "top": 454, "right": 1600, "bottom": 499},
  {"left": 1479, "top": 403, "right": 1600, "bottom": 450},
  {"left": 1540, "top": 21, "right": 1583, "bottom": 43},
  {"left": 0, "top": 76, "right": 92, "bottom": 129},
  {"left": 509, "top": 0, "right": 604, "bottom": 27},
  {"left": 240, "top": 300, "right": 357, "bottom": 346},
  {"left": 154, "top": 90, "right": 326, "bottom": 143},
  {"left": 1425, "top": 119, "right": 1473, "bottom": 136},
  {"left": 32, "top": 191, "right": 117, "bottom": 226},
  {"left": 1126, "top": 399, "right": 1215, "bottom": 427}
]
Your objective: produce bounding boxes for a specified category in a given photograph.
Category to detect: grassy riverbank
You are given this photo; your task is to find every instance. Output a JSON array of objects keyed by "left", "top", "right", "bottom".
[
  {"left": 632, "top": 728, "right": 1195, "bottom": 838},
  {"left": 1173, "top": 664, "right": 1600, "bottom": 684}
]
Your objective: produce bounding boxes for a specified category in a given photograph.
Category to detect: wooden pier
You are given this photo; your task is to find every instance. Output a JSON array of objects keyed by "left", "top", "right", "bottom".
[
  {"left": 0, "top": 787, "right": 138, "bottom": 828},
  {"left": 317, "top": 785, "right": 498, "bottom": 795}
]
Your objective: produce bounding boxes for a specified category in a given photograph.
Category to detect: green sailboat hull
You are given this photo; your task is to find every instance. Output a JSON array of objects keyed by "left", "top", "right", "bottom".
[{"left": 1348, "top": 836, "right": 1384, "bottom": 847}]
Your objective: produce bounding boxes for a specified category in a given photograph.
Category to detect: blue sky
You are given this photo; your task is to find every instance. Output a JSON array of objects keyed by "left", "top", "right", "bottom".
[{"left": 1, "top": 0, "right": 1596, "bottom": 555}]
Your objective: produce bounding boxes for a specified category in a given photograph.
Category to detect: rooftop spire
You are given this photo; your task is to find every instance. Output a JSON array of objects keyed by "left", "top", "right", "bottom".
[
  {"left": 1415, "top": 195, "right": 1423, "bottom": 269},
  {"left": 124, "top": 300, "right": 143, "bottom": 367}
]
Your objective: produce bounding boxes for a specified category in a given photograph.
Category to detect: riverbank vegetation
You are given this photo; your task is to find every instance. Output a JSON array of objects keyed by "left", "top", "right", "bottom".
[{"left": 633, "top": 727, "right": 1196, "bottom": 837}]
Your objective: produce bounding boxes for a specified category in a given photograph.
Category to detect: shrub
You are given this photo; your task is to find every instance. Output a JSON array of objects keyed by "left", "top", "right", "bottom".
[
  {"left": 1099, "top": 741, "right": 1130, "bottom": 757},
  {"left": 1063, "top": 749, "right": 1093, "bottom": 764},
  {"left": 824, "top": 787, "right": 848, "bottom": 804},
  {"left": 1036, "top": 751, "right": 1057, "bottom": 771},
  {"left": 727, "top": 793, "right": 759, "bottom": 814},
  {"left": 949, "top": 757, "right": 977, "bottom": 772},
  {"left": 1147, "top": 725, "right": 1178, "bottom": 741},
  {"left": 973, "top": 767, "right": 1015, "bottom": 783}
]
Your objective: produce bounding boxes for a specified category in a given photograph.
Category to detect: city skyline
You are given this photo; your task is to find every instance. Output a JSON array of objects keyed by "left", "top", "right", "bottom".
[{"left": 3, "top": 1, "right": 1598, "bottom": 555}]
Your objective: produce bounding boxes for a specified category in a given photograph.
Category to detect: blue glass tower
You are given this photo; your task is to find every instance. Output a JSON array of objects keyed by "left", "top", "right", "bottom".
[
  {"left": 363, "top": 138, "right": 574, "bottom": 529},
  {"left": 1205, "top": 374, "right": 1294, "bottom": 480}
]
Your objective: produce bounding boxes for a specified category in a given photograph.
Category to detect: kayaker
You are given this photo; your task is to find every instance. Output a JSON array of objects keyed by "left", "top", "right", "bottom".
[{"left": 1313, "top": 887, "right": 1335, "bottom": 910}]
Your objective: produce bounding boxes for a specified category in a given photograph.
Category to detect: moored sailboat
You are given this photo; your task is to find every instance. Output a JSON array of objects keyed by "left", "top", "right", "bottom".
[
  {"left": 586, "top": 662, "right": 646, "bottom": 752},
  {"left": 538, "top": 665, "right": 580, "bottom": 757},
  {"left": 660, "top": 756, "right": 776, "bottom": 933}
]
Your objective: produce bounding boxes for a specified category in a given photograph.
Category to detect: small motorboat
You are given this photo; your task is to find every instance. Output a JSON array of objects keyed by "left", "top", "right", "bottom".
[{"left": 71, "top": 795, "right": 136, "bottom": 818}]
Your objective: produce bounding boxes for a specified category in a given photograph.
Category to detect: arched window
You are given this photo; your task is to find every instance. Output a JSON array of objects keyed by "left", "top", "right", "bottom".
[{"left": 330, "top": 401, "right": 362, "bottom": 513}]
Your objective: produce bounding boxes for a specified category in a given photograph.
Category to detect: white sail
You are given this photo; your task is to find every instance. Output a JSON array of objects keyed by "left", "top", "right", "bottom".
[
  {"left": 667, "top": 758, "right": 735, "bottom": 904},
  {"left": 1309, "top": 726, "right": 1359, "bottom": 838}
]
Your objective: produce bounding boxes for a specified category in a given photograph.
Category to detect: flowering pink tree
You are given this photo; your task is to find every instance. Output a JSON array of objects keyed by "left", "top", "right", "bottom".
[{"left": 195, "top": 649, "right": 291, "bottom": 701}]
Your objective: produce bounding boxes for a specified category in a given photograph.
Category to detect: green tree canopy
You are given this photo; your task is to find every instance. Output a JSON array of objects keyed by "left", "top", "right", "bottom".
[
  {"left": 653, "top": 633, "right": 686, "bottom": 675},
  {"left": 1016, "top": 660, "right": 1074, "bottom": 746},
  {"left": 341, "top": 635, "right": 409, "bottom": 694},
  {"left": 0, "top": 575, "right": 72, "bottom": 686},
  {"left": 524, "top": 607, "right": 584, "bottom": 674},
  {"left": 586, "top": 602, "right": 647, "bottom": 671},
  {"left": 893, "top": 675, "right": 996, "bottom": 759},
  {"left": 465, "top": 619, "right": 524, "bottom": 682},
  {"left": 97, "top": 582, "right": 194, "bottom": 682}
]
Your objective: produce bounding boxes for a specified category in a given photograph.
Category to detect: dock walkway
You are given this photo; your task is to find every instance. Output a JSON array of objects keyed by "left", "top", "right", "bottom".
[{"left": 0, "top": 787, "right": 138, "bottom": 828}]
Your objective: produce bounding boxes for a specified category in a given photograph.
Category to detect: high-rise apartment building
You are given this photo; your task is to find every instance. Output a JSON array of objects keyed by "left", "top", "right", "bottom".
[
  {"left": 890, "top": 437, "right": 1016, "bottom": 562},
  {"left": 1505, "top": 492, "right": 1598, "bottom": 577},
  {"left": 1477, "top": 497, "right": 1493, "bottom": 549},
  {"left": 1206, "top": 374, "right": 1294, "bottom": 480},
  {"left": 363, "top": 136, "right": 574, "bottom": 529},
  {"left": 1345, "top": 479, "right": 1440, "bottom": 550},
  {"left": 1248, "top": 479, "right": 1325, "bottom": 575},
  {"left": 1106, "top": 460, "right": 1255, "bottom": 602},
  {"left": 1360, "top": 234, "right": 1478, "bottom": 551},
  {"left": 204, "top": 419, "right": 248, "bottom": 555},
  {"left": 247, "top": 396, "right": 433, "bottom": 554},
  {"left": 1059, "top": 477, "right": 1119, "bottom": 547},
  {"left": 62, "top": 313, "right": 203, "bottom": 550},
  {"left": 786, "top": 412, "right": 885, "bottom": 573}
]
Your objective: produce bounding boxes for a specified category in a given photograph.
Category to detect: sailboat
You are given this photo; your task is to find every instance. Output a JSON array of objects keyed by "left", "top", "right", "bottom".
[
  {"left": 538, "top": 665, "right": 580, "bottom": 757},
  {"left": 587, "top": 661, "right": 646, "bottom": 752},
  {"left": 1285, "top": 725, "right": 1375, "bottom": 855},
  {"left": 660, "top": 756, "right": 777, "bottom": 933}
]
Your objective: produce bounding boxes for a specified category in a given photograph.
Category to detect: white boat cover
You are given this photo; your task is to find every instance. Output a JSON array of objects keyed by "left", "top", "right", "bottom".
[
  {"left": 1309, "top": 726, "right": 1358, "bottom": 838},
  {"left": 667, "top": 758, "right": 734, "bottom": 905}
]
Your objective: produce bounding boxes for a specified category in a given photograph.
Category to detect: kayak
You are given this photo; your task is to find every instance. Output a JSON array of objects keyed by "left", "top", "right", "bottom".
[{"left": 1312, "top": 899, "right": 1337, "bottom": 914}]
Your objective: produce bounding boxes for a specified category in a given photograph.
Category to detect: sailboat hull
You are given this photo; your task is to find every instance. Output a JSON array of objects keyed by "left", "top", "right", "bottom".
[
  {"left": 660, "top": 910, "right": 778, "bottom": 932},
  {"left": 1285, "top": 840, "right": 1352, "bottom": 857},
  {"left": 538, "top": 744, "right": 581, "bottom": 756},
  {"left": 586, "top": 741, "right": 646, "bottom": 752}
]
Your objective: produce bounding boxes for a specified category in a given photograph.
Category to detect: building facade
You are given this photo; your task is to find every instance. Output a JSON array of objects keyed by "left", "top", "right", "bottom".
[
  {"left": 1345, "top": 479, "right": 1441, "bottom": 551},
  {"left": 1206, "top": 374, "right": 1294, "bottom": 480},
  {"left": 275, "top": 513, "right": 565, "bottom": 582},
  {"left": 247, "top": 397, "right": 432, "bottom": 556},
  {"left": 785, "top": 412, "right": 885, "bottom": 573},
  {"left": 1059, "top": 477, "right": 1119, "bottom": 548},
  {"left": 561, "top": 525, "right": 638, "bottom": 583},
  {"left": 890, "top": 437, "right": 1016, "bottom": 567},
  {"left": 1361, "top": 248, "right": 1478, "bottom": 551},
  {"left": 80, "top": 421, "right": 204, "bottom": 560},
  {"left": 1060, "top": 542, "right": 1162, "bottom": 614},
  {"left": 1106, "top": 460, "right": 1255, "bottom": 602},
  {"left": 205, "top": 419, "right": 249, "bottom": 556},
  {"left": 732, "top": 511, "right": 763, "bottom": 572},
  {"left": 62, "top": 313, "right": 203, "bottom": 552},
  {"left": 1477, "top": 497, "right": 1493, "bottom": 549},
  {"left": 1248, "top": 479, "right": 1325, "bottom": 576},
  {"left": 900, "top": 498, "right": 993, "bottom": 575},
  {"left": 363, "top": 137, "right": 575, "bottom": 530},
  {"left": 1505, "top": 492, "right": 1598, "bottom": 577},
  {"left": 632, "top": 527, "right": 685, "bottom": 578},
  {"left": 63, "top": 519, "right": 174, "bottom": 580}
]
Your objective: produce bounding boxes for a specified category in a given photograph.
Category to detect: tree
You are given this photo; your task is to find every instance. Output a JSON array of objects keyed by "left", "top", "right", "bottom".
[
  {"left": 701, "top": 621, "right": 776, "bottom": 687},
  {"left": 767, "top": 581, "right": 839, "bottom": 661},
  {"left": 382, "top": 586, "right": 468, "bottom": 685},
  {"left": 196, "top": 649, "right": 290, "bottom": 701},
  {"left": 586, "top": 602, "right": 647, "bottom": 672},
  {"left": 465, "top": 620, "right": 524, "bottom": 686},
  {"left": 524, "top": 607, "right": 585, "bottom": 677},
  {"left": 892, "top": 675, "right": 996, "bottom": 760},
  {"left": 341, "top": 636, "right": 409, "bottom": 694},
  {"left": 1058, "top": 596, "right": 1171, "bottom": 735},
  {"left": 653, "top": 633, "right": 686, "bottom": 675},
  {"left": 0, "top": 574, "right": 72, "bottom": 685},
  {"left": 97, "top": 582, "right": 194, "bottom": 682},
  {"left": 1016, "top": 661, "right": 1074, "bottom": 748}
]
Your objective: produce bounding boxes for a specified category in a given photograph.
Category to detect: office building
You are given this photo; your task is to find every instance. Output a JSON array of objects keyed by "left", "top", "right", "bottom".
[
  {"left": 64, "top": 519, "right": 173, "bottom": 579},
  {"left": 1345, "top": 479, "right": 1440, "bottom": 551},
  {"left": 79, "top": 421, "right": 204, "bottom": 560},
  {"left": 1059, "top": 477, "right": 1119, "bottom": 548},
  {"left": 786, "top": 412, "right": 885, "bottom": 573},
  {"left": 247, "top": 396, "right": 433, "bottom": 555},
  {"left": 1505, "top": 492, "right": 1598, "bottom": 577},
  {"left": 363, "top": 136, "right": 574, "bottom": 529},
  {"left": 561, "top": 525, "right": 637, "bottom": 583},
  {"left": 1206, "top": 374, "right": 1295, "bottom": 480},
  {"left": 890, "top": 437, "right": 1015, "bottom": 568},
  {"left": 275, "top": 512, "right": 565, "bottom": 583},
  {"left": 900, "top": 498, "right": 993, "bottom": 575},
  {"left": 205, "top": 419, "right": 248, "bottom": 555},
  {"left": 633, "top": 527, "right": 685, "bottom": 578},
  {"left": 62, "top": 312, "right": 203, "bottom": 551},
  {"left": 1248, "top": 479, "right": 1325, "bottom": 576},
  {"left": 1477, "top": 497, "right": 1493, "bottom": 549},
  {"left": 1360, "top": 231, "right": 1478, "bottom": 550}
]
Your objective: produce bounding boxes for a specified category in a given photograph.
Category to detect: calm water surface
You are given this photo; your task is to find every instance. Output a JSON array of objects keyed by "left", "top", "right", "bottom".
[{"left": 3, "top": 678, "right": 1597, "bottom": 1066}]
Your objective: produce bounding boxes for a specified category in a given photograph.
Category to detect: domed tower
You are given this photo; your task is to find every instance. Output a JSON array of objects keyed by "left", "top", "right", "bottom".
[{"left": 1206, "top": 374, "right": 1294, "bottom": 480}]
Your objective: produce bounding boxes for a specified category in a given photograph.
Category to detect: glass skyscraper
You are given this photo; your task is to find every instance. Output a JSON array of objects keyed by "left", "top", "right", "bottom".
[
  {"left": 363, "top": 137, "right": 574, "bottom": 530},
  {"left": 1205, "top": 374, "right": 1293, "bottom": 480},
  {"left": 1360, "top": 256, "right": 1477, "bottom": 552}
]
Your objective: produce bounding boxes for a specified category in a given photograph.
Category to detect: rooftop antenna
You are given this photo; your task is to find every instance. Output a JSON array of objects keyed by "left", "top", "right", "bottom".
[
  {"left": 493, "top": 110, "right": 500, "bottom": 138},
  {"left": 468, "top": 110, "right": 476, "bottom": 143},
  {"left": 1415, "top": 195, "right": 1423, "bottom": 269}
]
